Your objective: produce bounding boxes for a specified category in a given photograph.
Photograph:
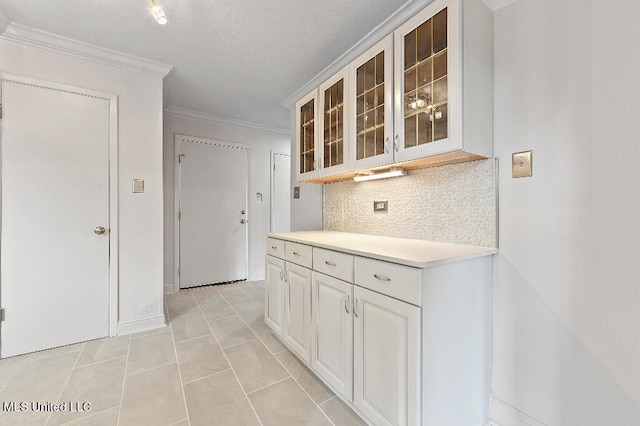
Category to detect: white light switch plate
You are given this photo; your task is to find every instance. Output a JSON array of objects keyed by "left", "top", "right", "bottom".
[{"left": 132, "top": 179, "right": 144, "bottom": 193}]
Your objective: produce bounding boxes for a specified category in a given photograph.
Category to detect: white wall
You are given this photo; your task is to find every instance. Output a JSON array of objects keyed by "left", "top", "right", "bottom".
[
  {"left": 492, "top": 0, "right": 640, "bottom": 424},
  {"left": 163, "top": 114, "right": 290, "bottom": 287},
  {"left": 0, "top": 38, "right": 165, "bottom": 330}
]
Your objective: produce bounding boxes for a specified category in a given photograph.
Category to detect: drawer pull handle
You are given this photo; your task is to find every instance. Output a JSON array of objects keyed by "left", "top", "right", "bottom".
[
  {"left": 271, "top": 246, "right": 278, "bottom": 250},
  {"left": 293, "top": 252, "right": 301, "bottom": 257},
  {"left": 353, "top": 298, "right": 359, "bottom": 318},
  {"left": 344, "top": 294, "right": 350, "bottom": 314},
  {"left": 325, "top": 260, "right": 337, "bottom": 267},
  {"left": 373, "top": 274, "right": 391, "bottom": 282}
]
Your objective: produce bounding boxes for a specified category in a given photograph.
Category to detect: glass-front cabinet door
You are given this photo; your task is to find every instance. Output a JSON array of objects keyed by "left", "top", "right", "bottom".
[
  {"left": 318, "top": 67, "right": 350, "bottom": 177},
  {"left": 295, "top": 89, "right": 318, "bottom": 181},
  {"left": 350, "top": 34, "right": 394, "bottom": 170},
  {"left": 394, "top": 0, "right": 461, "bottom": 162}
]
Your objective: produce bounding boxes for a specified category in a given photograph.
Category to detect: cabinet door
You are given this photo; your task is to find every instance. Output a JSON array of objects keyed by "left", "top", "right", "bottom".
[
  {"left": 264, "top": 255, "right": 285, "bottom": 336},
  {"left": 353, "top": 286, "right": 421, "bottom": 426},
  {"left": 295, "top": 89, "right": 319, "bottom": 181},
  {"left": 393, "top": 0, "right": 462, "bottom": 162},
  {"left": 350, "top": 34, "right": 394, "bottom": 170},
  {"left": 318, "top": 67, "right": 350, "bottom": 177},
  {"left": 284, "top": 262, "right": 312, "bottom": 363},
  {"left": 311, "top": 272, "right": 353, "bottom": 400}
]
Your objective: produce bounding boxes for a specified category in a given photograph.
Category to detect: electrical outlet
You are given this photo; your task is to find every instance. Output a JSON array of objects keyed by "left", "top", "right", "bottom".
[
  {"left": 512, "top": 151, "right": 532, "bottom": 178},
  {"left": 374, "top": 201, "right": 388, "bottom": 212}
]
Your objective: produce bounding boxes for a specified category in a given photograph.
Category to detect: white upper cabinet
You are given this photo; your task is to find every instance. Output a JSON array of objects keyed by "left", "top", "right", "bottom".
[
  {"left": 318, "top": 67, "right": 351, "bottom": 177},
  {"left": 349, "top": 34, "right": 395, "bottom": 171},
  {"left": 295, "top": 89, "right": 319, "bottom": 182},
  {"left": 393, "top": 0, "right": 492, "bottom": 162}
]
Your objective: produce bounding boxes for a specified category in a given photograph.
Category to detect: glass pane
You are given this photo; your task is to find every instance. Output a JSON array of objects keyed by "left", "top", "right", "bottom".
[
  {"left": 433, "top": 50, "right": 447, "bottom": 80},
  {"left": 357, "top": 133, "right": 365, "bottom": 160},
  {"left": 330, "top": 113, "right": 337, "bottom": 142},
  {"left": 364, "top": 58, "right": 375, "bottom": 90},
  {"left": 357, "top": 114, "right": 365, "bottom": 134},
  {"left": 375, "top": 105, "right": 385, "bottom": 127},
  {"left": 404, "top": 30, "right": 416, "bottom": 69},
  {"left": 376, "top": 84, "right": 385, "bottom": 108},
  {"left": 357, "top": 65, "right": 365, "bottom": 95},
  {"left": 405, "top": 67, "right": 417, "bottom": 93},
  {"left": 404, "top": 90, "right": 418, "bottom": 116},
  {"left": 365, "top": 130, "right": 375, "bottom": 157},
  {"left": 417, "top": 58, "right": 432, "bottom": 88},
  {"left": 417, "top": 85, "right": 432, "bottom": 110},
  {"left": 433, "top": 8, "right": 447, "bottom": 53},
  {"left": 337, "top": 79, "right": 344, "bottom": 103},
  {"left": 323, "top": 111, "right": 330, "bottom": 143},
  {"left": 417, "top": 111, "right": 432, "bottom": 145},
  {"left": 434, "top": 76, "right": 448, "bottom": 104},
  {"left": 324, "top": 89, "right": 331, "bottom": 112},
  {"left": 375, "top": 126, "right": 385, "bottom": 155},
  {"left": 337, "top": 106, "right": 343, "bottom": 140},
  {"left": 376, "top": 51, "right": 385, "bottom": 85},
  {"left": 357, "top": 95, "right": 365, "bottom": 115},
  {"left": 365, "top": 89, "right": 375, "bottom": 111},
  {"left": 365, "top": 109, "right": 375, "bottom": 132},
  {"left": 417, "top": 18, "right": 432, "bottom": 62},
  {"left": 337, "top": 140, "right": 343, "bottom": 165},
  {"left": 405, "top": 116, "right": 417, "bottom": 148},
  {"left": 324, "top": 141, "right": 330, "bottom": 166},
  {"left": 434, "top": 103, "right": 448, "bottom": 141}
]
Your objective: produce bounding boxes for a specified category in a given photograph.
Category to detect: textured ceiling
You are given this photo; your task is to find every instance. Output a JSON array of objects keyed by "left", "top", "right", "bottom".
[{"left": 0, "top": 0, "right": 414, "bottom": 132}]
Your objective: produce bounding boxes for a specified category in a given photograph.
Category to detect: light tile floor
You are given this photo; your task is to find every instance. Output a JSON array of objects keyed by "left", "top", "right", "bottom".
[{"left": 0, "top": 281, "right": 367, "bottom": 426}]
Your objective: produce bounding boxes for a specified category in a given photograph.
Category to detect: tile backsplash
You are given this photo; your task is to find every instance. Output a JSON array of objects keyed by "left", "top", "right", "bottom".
[{"left": 323, "top": 159, "right": 497, "bottom": 248}]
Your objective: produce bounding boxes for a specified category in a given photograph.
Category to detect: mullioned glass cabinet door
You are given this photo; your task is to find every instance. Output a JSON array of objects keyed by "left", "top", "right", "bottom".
[
  {"left": 295, "top": 89, "right": 319, "bottom": 181},
  {"left": 350, "top": 34, "right": 394, "bottom": 171},
  {"left": 318, "top": 67, "right": 350, "bottom": 177}
]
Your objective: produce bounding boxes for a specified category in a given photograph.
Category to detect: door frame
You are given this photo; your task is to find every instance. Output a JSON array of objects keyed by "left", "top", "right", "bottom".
[
  {"left": 0, "top": 72, "right": 119, "bottom": 336},
  {"left": 173, "top": 133, "right": 250, "bottom": 292},
  {"left": 270, "top": 151, "right": 291, "bottom": 232}
]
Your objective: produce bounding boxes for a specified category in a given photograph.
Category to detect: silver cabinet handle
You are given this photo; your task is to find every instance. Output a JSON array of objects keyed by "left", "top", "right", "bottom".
[
  {"left": 240, "top": 219, "right": 247, "bottom": 224},
  {"left": 293, "top": 252, "right": 301, "bottom": 257},
  {"left": 94, "top": 226, "right": 106, "bottom": 235},
  {"left": 374, "top": 274, "right": 391, "bottom": 282},
  {"left": 279, "top": 270, "right": 283, "bottom": 281},
  {"left": 353, "top": 298, "right": 359, "bottom": 318},
  {"left": 345, "top": 294, "right": 350, "bottom": 314},
  {"left": 385, "top": 136, "right": 389, "bottom": 153},
  {"left": 325, "top": 260, "right": 337, "bottom": 267},
  {"left": 271, "top": 246, "right": 278, "bottom": 250},
  {"left": 283, "top": 270, "right": 288, "bottom": 282},
  {"left": 394, "top": 134, "right": 399, "bottom": 151}
]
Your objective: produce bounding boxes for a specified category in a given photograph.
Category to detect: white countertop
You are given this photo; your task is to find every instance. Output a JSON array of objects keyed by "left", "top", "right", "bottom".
[{"left": 267, "top": 231, "right": 496, "bottom": 268}]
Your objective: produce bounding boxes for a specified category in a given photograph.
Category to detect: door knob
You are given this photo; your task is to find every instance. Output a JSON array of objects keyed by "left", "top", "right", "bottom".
[
  {"left": 240, "top": 210, "right": 246, "bottom": 215},
  {"left": 94, "top": 226, "right": 106, "bottom": 235},
  {"left": 240, "top": 219, "right": 247, "bottom": 224}
]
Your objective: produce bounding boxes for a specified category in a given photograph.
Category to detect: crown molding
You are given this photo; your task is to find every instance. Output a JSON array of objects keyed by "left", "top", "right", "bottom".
[
  {"left": 0, "top": 22, "right": 173, "bottom": 77},
  {"left": 164, "top": 106, "right": 290, "bottom": 137},
  {"left": 281, "top": 0, "right": 438, "bottom": 110},
  {"left": 282, "top": 0, "right": 511, "bottom": 110}
]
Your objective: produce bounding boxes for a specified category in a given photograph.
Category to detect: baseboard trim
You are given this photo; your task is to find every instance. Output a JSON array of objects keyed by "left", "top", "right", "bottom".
[
  {"left": 489, "top": 396, "right": 546, "bottom": 426},
  {"left": 117, "top": 314, "right": 166, "bottom": 336},
  {"left": 164, "top": 283, "right": 175, "bottom": 295}
]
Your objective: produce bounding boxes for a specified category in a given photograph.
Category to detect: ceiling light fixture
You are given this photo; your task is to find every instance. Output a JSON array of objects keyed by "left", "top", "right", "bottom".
[
  {"left": 150, "top": 0, "right": 168, "bottom": 25},
  {"left": 353, "top": 169, "right": 407, "bottom": 182}
]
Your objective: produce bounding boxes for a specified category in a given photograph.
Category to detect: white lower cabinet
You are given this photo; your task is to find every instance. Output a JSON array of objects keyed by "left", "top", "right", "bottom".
[
  {"left": 264, "top": 254, "right": 285, "bottom": 336},
  {"left": 353, "top": 286, "right": 421, "bottom": 426},
  {"left": 283, "top": 262, "right": 312, "bottom": 363},
  {"left": 311, "top": 271, "right": 353, "bottom": 399}
]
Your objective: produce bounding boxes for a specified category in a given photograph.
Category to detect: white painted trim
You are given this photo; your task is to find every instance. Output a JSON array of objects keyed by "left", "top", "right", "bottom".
[
  {"left": 164, "top": 284, "right": 174, "bottom": 295},
  {"left": 117, "top": 314, "right": 166, "bottom": 336},
  {"left": 481, "top": 0, "right": 518, "bottom": 11},
  {"left": 0, "top": 7, "right": 9, "bottom": 33},
  {"left": 281, "top": 0, "right": 438, "bottom": 110},
  {"left": 0, "top": 72, "right": 120, "bottom": 337},
  {"left": 489, "top": 396, "right": 547, "bottom": 426},
  {"left": 173, "top": 134, "right": 251, "bottom": 292},
  {"left": 0, "top": 22, "right": 172, "bottom": 77},
  {"left": 164, "top": 106, "right": 290, "bottom": 137}
]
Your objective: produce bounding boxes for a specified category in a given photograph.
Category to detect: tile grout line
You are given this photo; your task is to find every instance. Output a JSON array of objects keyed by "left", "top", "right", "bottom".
[
  {"left": 167, "top": 305, "right": 192, "bottom": 426},
  {"left": 180, "top": 367, "right": 233, "bottom": 387},
  {"left": 211, "top": 289, "right": 265, "bottom": 426},
  {"left": 45, "top": 343, "right": 86, "bottom": 426},
  {"left": 244, "top": 375, "right": 291, "bottom": 396},
  {"left": 115, "top": 334, "right": 133, "bottom": 426}
]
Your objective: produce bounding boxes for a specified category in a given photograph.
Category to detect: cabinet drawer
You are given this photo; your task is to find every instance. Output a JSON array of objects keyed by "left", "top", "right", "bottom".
[
  {"left": 266, "top": 238, "right": 285, "bottom": 259},
  {"left": 285, "top": 241, "right": 313, "bottom": 268},
  {"left": 313, "top": 248, "right": 354, "bottom": 283},
  {"left": 354, "top": 257, "right": 422, "bottom": 306}
]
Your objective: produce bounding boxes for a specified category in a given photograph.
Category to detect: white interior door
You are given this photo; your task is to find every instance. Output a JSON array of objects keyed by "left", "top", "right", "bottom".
[
  {"left": 178, "top": 136, "right": 248, "bottom": 288},
  {"left": 271, "top": 153, "right": 290, "bottom": 232},
  {"left": 1, "top": 80, "right": 110, "bottom": 358}
]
